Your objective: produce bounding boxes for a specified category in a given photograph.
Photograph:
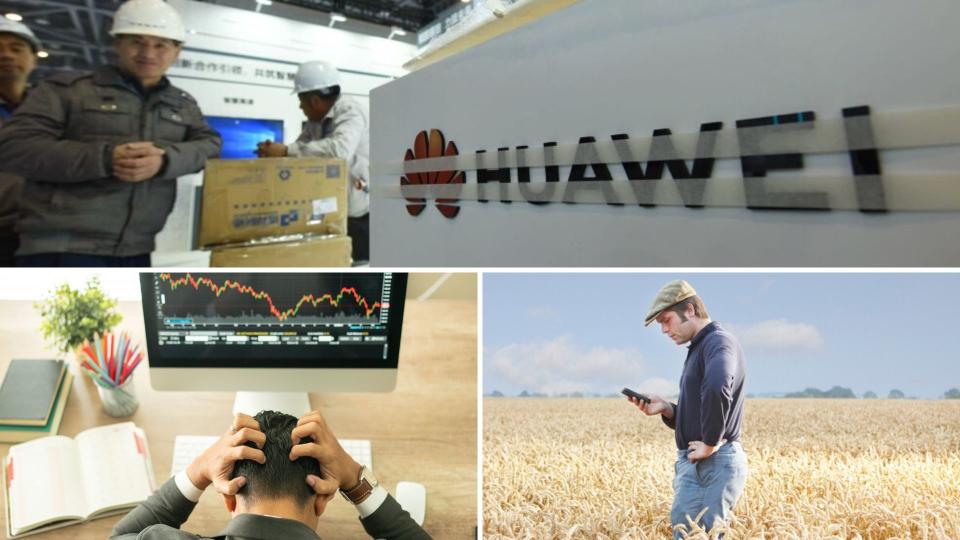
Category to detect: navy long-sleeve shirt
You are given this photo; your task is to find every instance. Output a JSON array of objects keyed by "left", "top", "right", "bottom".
[{"left": 662, "top": 322, "right": 746, "bottom": 449}]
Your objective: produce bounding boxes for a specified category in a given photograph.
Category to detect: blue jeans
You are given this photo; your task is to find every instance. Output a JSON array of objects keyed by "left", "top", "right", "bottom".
[{"left": 671, "top": 442, "right": 748, "bottom": 539}]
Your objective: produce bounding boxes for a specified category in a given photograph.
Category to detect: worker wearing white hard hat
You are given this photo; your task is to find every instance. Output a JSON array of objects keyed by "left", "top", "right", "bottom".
[
  {"left": 291, "top": 60, "right": 342, "bottom": 94},
  {"left": 0, "top": 18, "right": 41, "bottom": 55},
  {"left": 257, "top": 60, "right": 372, "bottom": 263},
  {"left": 109, "top": 0, "right": 187, "bottom": 90},
  {"left": 0, "top": 18, "right": 41, "bottom": 265},
  {"left": 0, "top": 0, "right": 221, "bottom": 266}
]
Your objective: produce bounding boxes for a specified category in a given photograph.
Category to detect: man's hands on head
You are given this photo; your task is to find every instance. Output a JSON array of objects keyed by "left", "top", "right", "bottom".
[
  {"left": 186, "top": 413, "right": 266, "bottom": 495},
  {"left": 113, "top": 142, "right": 165, "bottom": 182},
  {"left": 184, "top": 410, "right": 360, "bottom": 517},
  {"left": 627, "top": 394, "right": 673, "bottom": 419},
  {"left": 255, "top": 140, "right": 288, "bottom": 158},
  {"left": 290, "top": 410, "right": 362, "bottom": 515}
]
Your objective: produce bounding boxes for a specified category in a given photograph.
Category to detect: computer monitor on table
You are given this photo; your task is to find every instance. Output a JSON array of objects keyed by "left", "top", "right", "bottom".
[{"left": 139, "top": 272, "right": 407, "bottom": 415}]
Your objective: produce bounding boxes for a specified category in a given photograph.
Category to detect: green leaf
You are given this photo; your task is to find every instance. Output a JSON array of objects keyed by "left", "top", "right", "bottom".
[{"left": 33, "top": 276, "right": 123, "bottom": 353}]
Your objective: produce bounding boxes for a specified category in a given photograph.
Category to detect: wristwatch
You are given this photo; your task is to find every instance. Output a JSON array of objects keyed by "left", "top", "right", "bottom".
[{"left": 340, "top": 465, "right": 379, "bottom": 504}]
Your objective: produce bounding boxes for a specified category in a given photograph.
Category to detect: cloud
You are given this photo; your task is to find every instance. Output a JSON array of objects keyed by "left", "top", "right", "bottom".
[
  {"left": 485, "top": 335, "right": 646, "bottom": 395},
  {"left": 633, "top": 377, "right": 679, "bottom": 398},
  {"left": 728, "top": 319, "right": 824, "bottom": 352}
]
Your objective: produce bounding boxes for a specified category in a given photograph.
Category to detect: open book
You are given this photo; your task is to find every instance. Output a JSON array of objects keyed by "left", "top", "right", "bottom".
[{"left": 3, "top": 422, "right": 156, "bottom": 538}]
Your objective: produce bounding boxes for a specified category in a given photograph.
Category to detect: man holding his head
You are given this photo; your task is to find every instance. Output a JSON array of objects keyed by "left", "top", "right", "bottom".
[
  {"left": 0, "top": 0, "right": 221, "bottom": 267},
  {"left": 626, "top": 280, "right": 748, "bottom": 538},
  {"left": 256, "top": 60, "right": 370, "bottom": 262},
  {"left": 0, "top": 18, "right": 40, "bottom": 265},
  {"left": 111, "top": 410, "right": 429, "bottom": 539}
]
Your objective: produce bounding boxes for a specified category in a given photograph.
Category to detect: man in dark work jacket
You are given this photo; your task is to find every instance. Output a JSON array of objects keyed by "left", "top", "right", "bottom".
[
  {"left": 0, "top": 0, "right": 220, "bottom": 267},
  {"left": 111, "top": 411, "right": 430, "bottom": 540},
  {"left": 0, "top": 18, "right": 40, "bottom": 265},
  {"left": 627, "top": 280, "right": 748, "bottom": 539}
]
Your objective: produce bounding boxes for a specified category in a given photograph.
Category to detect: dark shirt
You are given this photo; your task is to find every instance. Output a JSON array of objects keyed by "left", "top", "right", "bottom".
[
  {"left": 0, "top": 90, "right": 24, "bottom": 122},
  {"left": 662, "top": 322, "right": 746, "bottom": 449}
]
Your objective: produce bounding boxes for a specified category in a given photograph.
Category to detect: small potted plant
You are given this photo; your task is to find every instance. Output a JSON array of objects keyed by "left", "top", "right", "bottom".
[{"left": 35, "top": 276, "right": 123, "bottom": 367}]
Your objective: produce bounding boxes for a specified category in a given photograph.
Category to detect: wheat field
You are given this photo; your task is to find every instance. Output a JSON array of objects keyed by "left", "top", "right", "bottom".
[{"left": 483, "top": 398, "right": 960, "bottom": 539}]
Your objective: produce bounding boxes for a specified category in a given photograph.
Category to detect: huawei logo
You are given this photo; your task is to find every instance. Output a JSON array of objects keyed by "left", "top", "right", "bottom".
[{"left": 402, "top": 129, "right": 465, "bottom": 218}]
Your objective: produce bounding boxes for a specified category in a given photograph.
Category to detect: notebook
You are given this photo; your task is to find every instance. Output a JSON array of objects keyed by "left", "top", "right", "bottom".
[
  {"left": 2, "top": 422, "right": 156, "bottom": 538},
  {"left": 0, "top": 371, "right": 73, "bottom": 444},
  {"left": 0, "top": 359, "right": 66, "bottom": 426}
]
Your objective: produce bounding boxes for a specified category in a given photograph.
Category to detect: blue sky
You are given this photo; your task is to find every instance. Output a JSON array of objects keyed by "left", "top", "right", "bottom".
[{"left": 483, "top": 273, "right": 960, "bottom": 399}]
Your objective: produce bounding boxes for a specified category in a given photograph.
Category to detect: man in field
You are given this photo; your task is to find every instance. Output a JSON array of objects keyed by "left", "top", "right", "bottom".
[{"left": 627, "top": 280, "right": 748, "bottom": 538}]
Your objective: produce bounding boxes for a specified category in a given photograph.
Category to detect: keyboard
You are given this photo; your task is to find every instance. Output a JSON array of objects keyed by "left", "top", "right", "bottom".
[{"left": 171, "top": 435, "right": 372, "bottom": 476}]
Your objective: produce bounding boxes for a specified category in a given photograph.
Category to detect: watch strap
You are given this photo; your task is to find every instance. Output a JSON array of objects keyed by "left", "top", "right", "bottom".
[{"left": 341, "top": 465, "right": 374, "bottom": 504}]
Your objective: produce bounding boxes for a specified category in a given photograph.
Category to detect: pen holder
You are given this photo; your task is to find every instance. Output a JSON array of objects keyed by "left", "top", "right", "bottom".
[{"left": 97, "top": 378, "right": 139, "bottom": 417}]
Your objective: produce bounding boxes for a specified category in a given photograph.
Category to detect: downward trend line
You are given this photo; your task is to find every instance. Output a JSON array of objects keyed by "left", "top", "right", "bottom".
[{"left": 159, "top": 273, "right": 382, "bottom": 321}]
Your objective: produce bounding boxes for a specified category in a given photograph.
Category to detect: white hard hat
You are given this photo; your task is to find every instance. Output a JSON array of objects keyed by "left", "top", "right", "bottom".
[
  {"left": 110, "top": 0, "right": 187, "bottom": 43},
  {"left": 293, "top": 61, "right": 341, "bottom": 95},
  {"left": 0, "top": 18, "right": 41, "bottom": 52}
]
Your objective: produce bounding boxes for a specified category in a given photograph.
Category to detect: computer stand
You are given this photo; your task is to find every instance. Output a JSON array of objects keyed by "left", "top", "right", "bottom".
[{"left": 232, "top": 392, "right": 312, "bottom": 417}]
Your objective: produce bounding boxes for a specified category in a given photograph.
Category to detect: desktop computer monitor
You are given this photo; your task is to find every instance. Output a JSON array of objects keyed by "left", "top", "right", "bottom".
[{"left": 139, "top": 272, "right": 407, "bottom": 414}]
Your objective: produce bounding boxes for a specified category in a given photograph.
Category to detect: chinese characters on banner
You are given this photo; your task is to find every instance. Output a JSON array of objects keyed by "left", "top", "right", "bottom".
[{"left": 169, "top": 51, "right": 297, "bottom": 88}]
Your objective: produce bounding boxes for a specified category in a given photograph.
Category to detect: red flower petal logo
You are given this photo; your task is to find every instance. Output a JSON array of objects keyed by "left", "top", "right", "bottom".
[{"left": 402, "top": 129, "right": 465, "bottom": 218}]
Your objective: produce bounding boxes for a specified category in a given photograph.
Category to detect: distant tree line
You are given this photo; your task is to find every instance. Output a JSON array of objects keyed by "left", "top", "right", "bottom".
[
  {"left": 785, "top": 386, "right": 856, "bottom": 398},
  {"left": 485, "top": 387, "right": 960, "bottom": 398},
  {"left": 486, "top": 389, "right": 634, "bottom": 398}
]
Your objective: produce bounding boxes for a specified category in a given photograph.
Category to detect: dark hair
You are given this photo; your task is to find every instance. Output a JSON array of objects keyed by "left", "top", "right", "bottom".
[
  {"left": 667, "top": 295, "right": 709, "bottom": 322},
  {"left": 232, "top": 410, "right": 321, "bottom": 505},
  {"left": 299, "top": 85, "right": 341, "bottom": 102}
]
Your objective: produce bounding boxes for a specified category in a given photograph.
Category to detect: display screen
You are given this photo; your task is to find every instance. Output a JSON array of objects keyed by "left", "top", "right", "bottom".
[
  {"left": 205, "top": 116, "right": 284, "bottom": 159},
  {"left": 140, "top": 273, "right": 407, "bottom": 368}
]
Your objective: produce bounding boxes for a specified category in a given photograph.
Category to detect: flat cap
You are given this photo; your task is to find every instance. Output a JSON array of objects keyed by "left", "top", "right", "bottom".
[{"left": 644, "top": 280, "right": 697, "bottom": 326}]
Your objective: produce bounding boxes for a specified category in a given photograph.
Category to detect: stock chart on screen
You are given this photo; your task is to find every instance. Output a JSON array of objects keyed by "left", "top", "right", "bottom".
[{"left": 145, "top": 273, "right": 398, "bottom": 365}]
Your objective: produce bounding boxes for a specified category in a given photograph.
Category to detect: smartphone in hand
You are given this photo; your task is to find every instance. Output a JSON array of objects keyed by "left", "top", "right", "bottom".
[{"left": 621, "top": 387, "right": 651, "bottom": 404}]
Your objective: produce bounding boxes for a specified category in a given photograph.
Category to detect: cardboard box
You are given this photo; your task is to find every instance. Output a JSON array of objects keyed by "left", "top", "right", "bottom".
[
  {"left": 199, "top": 158, "right": 347, "bottom": 248},
  {"left": 209, "top": 234, "right": 352, "bottom": 267}
]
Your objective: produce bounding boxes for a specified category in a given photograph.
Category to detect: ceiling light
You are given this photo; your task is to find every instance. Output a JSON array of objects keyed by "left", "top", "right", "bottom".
[
  {"left": 328, "top": 12, "right": 346, "bottom": 27},
  {"left": 5, "top": 13, "right": 23, "bottom": 21},
  {"left": 37, "top": 51, "right": 49, "bottom": 58}
]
